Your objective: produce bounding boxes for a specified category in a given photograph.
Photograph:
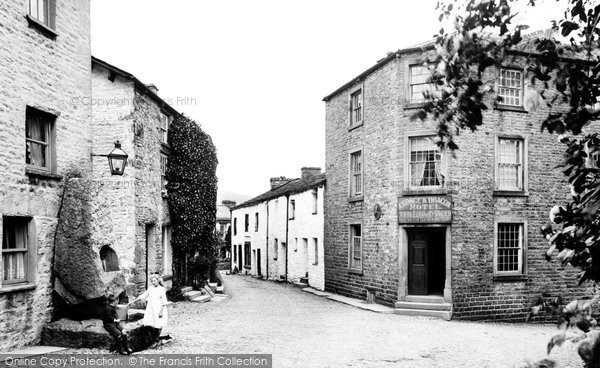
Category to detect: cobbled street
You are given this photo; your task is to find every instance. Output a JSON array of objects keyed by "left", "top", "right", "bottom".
[{"left": 67, "top": 273, "right": 582, "bottom": 368}]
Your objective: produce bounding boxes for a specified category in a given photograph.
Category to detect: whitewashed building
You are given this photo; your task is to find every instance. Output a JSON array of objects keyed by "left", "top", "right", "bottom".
[{"left": 231, "top": 168, "right": 325, "bottom": 290}]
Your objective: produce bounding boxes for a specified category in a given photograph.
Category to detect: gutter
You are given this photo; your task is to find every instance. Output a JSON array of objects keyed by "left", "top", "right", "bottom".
[
  {"left": 265, "top": 200, "right": 269, "bottom": 280},
  {"left": 285, "top": 195, "right": 289, "bottom": 282}
]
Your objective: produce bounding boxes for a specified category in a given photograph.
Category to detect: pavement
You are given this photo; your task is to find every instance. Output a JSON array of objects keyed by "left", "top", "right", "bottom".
[{"left": 58, "top": 273, "right": 583, "bottom": 367}]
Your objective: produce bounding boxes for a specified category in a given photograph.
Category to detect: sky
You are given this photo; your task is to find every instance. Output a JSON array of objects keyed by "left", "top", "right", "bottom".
[{"left": 90, "top": 0, "right": 565, "bottom": 199}]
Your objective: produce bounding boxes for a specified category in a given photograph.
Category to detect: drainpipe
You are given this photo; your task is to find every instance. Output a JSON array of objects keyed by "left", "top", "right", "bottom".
[
  {"left": 265, "top": 200, "right": 269, "bottom": 280},
  {"left": 285, "top": 194, "right": 290, "bottom": 282}
]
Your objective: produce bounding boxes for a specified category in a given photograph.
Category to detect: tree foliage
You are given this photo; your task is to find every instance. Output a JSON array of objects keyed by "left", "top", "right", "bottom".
[
  {"left": 166, "top": 115, "right": 218, "bottom": 286},
  {"left": 417, "top": 0, "right": 600, "bottom": 365}
]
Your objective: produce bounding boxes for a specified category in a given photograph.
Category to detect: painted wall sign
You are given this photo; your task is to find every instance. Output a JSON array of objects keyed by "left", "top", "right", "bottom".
[{"left": 397, "top": 196, "right": 452, "bottom": 224}]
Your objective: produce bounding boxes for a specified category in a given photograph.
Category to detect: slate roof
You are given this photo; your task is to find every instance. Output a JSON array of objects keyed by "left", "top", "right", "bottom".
[{"left": 233, "top": 173, "right": 326, "bottom": 210}]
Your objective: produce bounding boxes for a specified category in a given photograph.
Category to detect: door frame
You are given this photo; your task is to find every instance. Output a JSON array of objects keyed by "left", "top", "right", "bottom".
[{"left": 398, "top": 225, "right": 452, "bottom": 303}]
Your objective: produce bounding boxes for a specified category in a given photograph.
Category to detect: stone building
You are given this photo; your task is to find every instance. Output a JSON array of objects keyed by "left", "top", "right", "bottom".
[
  {"left": 0, "top": 0, "right": 92, "bottom": 350},
  {"left": 322, "top": 41, "right": 595, "bottom": 320},
  {"left": 216, "top": 200, "right": 235, "bottom": 259},
  {"left": 90, "top": 57, "right": 178, "bottom": 293},
  {"left": 231, "top": 168, "right": 325, "bottom": 290}
]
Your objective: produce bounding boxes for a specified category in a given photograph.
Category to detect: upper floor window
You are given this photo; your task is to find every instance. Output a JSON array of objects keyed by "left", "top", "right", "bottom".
[
  {"left": 409, "top": 136, "right": 443, "bottom": 188},
  {"left": 244, "top": 214, "right": 249, "bottom": 232},
  {"left": 289, "top": 200, "right": 296, "bottom": 220},
  {"left": 312, "top": 189, "right": 318, "bottom": 214},
  {"left": 2, "top": 217, "right": 32, "bottom": 286},
  {"left": 26, "top": 106, "right": 56, "bottom": 173},
  {"left": 496, "top": 137, "right": 525, "bottom": 191},
  {"left": 161, "top": 113, "right": 171, "bottom": 144},
  {"left": 255, "top": 213, "right": 259, "bottom": 232},
  {"left": 409, "top": 64, "right": 440, "bottom": 103},
  {"left": 233, "top": 218, "right": 237, "bottom": 235},
  {"left": 350, "top": 150, "right": 363, "bottom": 198},
  {"left": 350, "top": 89, "right": 363, "bottom": 126},
  {"left": 498, "top": 69, "right": 523, "bottom": 107},
  {"left": 28, "top": 0, "right": 55, "bottom": 30},
  {"left": 495, "top": 223, "right": 525, "bottom": 275},
  {"left": 273, "top": 238, "right": 278, "bottom": 260}
]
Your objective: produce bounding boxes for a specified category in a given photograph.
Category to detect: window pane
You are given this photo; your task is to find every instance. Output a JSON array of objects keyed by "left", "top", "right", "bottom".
[
  {"left": 498, "top": 69, "right": 522, "bottom": 106},
  {"left": 497, "top": 224, "right": 522, "bottom": 273},
  {"left": 410, "top": 136, "right": 442, "bottom": 187},
  {"left": 498, "top": 138, "right": 523, "bottom": 190}
]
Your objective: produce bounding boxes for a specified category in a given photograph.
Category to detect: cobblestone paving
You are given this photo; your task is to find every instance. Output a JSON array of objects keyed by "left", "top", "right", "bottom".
[{"left": 65, "top": 274, "right": 584, "bottom": 368}]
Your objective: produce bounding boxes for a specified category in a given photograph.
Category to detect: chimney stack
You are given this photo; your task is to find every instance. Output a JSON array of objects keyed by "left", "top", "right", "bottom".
[
  {"left": 270, "top": 176, "right": 292, "bottom": 190},
  {"left": 146, "top": 84, "right": 159, "bottom": 94},
  {"left": 301, "top": 167, "right": 321, "bottom": 181}
]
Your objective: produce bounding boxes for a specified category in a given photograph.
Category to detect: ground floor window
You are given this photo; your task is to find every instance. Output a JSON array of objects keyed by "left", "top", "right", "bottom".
[
  {"left": 495, "top": 223, "right": 524, "bottom": 275},
  {"left": 349, "top": 224, "right": 362, "bottom": 270},
  {"left": 313, "top": 238, "right": 318, "bottom": 265},
  {"left": 2, "top": 217, "right": 32, "bottom": 285}
]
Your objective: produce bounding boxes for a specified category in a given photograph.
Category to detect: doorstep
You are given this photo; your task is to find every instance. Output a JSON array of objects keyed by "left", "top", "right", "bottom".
[
  {"left": 0, "top": 346, "right": 66, "bottom": 361},
  {"left": 301, "top": 287, "right": 395, "bottom": 314}
]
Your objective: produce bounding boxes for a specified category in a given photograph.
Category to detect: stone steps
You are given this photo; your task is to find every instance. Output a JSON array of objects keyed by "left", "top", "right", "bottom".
[
  {"left": 42, "top": 319, "right": 156, "bottom": 351},
  {"left": 394, "top": 296, "right": 452, "bottom": 320},
  {"left": 183, "top": 290, "right": 203, "bottom": 299}
]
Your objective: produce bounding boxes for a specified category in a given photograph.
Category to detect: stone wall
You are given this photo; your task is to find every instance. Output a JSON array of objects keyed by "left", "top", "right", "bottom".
[
  {"left": 0, "top": 0, "right": 92, "bottom": 350},
  {"left": 91, "top": 67, "right": 172, "bottom": 297},
  {"left": 324, "top": 50, "right": 595, "bottom": 320}
]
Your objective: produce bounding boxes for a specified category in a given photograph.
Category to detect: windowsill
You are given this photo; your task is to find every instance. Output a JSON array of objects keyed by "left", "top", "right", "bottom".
[
  {"left": 493, "top": 190, "right": 528, "bottom": 197},
  {"left": 493, "top": 274, "right": 527, "bottom": 282},
  {"left": 494, "top": 105, "right": 527, "bottom": 113},
  {"left": 348, "top": 195, "right": 364, "bottom": 203},
  {"left": 403, "top": 102, "right": 427, "bottom": 110},
  {"left": 348, "top": 269, "right": 363, "bottom": 276},
  {"left": 25, "top": 15, "right": 58, "bottom": 39},
  {"left": 26, "top": 167, "right": 62, "bottom": 180},
  {"left": 402, "top": 188, "right": 448, "bottom": 196},
  {"left": 348, "top": 122, "right": 364, "bottom": 132},
  {"left": 0, "top": 283, "right": 36, "bottom": 295}
]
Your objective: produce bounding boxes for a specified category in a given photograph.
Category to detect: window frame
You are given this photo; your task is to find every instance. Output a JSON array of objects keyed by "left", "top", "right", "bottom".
[
  {"left": 348, "top": 223, "right": 363, "bottom": 273},
  {"left": 26, "top": 0, "right": 57, "bottom": 37},
  {"left": 348, "top": 147, "right": 364, "bottom": 201},
  {"left": 244, "top": 214, "right": 249, "bottom": 233},
  {"left": 1, "top": 216, "right": 36, "bottom": 290},
  {"left": 160, "top": 153, "right": 168, "bottom": 192},
  {"left": 348, "top": 84, "right": 364, "bottom": 130},
  {"left": 312, "top": 189, "right": 318, "bottom": 215},
  {"left": 404, "top": 132, "right": 447, "bottom": 193},
  {"left": 289, "top": 199, "right": 296, "bottom": 220},
  {"left": 494, "top": 135, "right": 528, "bottom": 195},
  {"left": 313, "top": 238, "right": 318, "bottom": 265},
  {"left": 233, "top": 218, "right": 237, "bottom": 236},
  {"left": 25, "top": 106, "right": 57, "bottom": 174},
  {"left": 160, "top": 113, "right": 171, "bottom": 145},
  {"left": 404, "top": 58, "right": 440, "bottom": 108},
  {"left": 496, "top": 67, "right": 525, "bottom": 109},
  {"left": 493, "top": 221, "right": 527, "bottom": 278},
  {"left": 273, "top": 238, "right": 278, "bottom": 261},
  {"left": 255, "top": 212, "right": 259, "bottom": 232}
]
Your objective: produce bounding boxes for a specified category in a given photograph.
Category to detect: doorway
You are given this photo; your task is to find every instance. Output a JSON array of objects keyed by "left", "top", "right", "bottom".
[
  {"left": 407, "top": 228, "right": 445, "bottom": 295},
  {"left": 257, "top": 249, "right": 262, "bottom": 276},
  {"left": 238, "top": 244, "right": 242, "bottom": 270}
]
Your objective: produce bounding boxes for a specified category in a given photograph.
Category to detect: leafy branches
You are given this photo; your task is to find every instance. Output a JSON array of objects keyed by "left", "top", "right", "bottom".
[{"left": 166, "top": 115, "right": 218, "bottom": 285}]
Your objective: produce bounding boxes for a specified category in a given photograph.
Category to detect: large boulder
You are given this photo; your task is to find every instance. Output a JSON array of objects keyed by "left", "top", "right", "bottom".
[{"left": 53, "top": 178, "right": 125, "bottom": 301}]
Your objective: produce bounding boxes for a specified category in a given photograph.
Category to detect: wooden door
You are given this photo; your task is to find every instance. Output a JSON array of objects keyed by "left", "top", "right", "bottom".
[
  {"left": 408, "top": 231, "right": 428, "bottom": 295},
  {"left": 257, "top": 249, "right": 262, "bottom": 276}
]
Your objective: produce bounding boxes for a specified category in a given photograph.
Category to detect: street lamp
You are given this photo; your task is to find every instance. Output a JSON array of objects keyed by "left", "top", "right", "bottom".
[{"left": 106, "top": 141, "right": 128, "bottom": 176}]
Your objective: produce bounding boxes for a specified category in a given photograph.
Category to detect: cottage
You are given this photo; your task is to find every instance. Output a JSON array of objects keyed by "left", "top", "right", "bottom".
[
  {"left": 231, "top": 168, "right": 325, "bottom": 290},
  {"left": 323, "top": 41, "right": 595, "bottom": 320}
]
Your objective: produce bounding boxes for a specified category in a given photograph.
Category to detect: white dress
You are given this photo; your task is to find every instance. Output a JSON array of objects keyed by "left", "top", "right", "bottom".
[{"left": 139, "top": 286, "right": 168, "bottom": 328}]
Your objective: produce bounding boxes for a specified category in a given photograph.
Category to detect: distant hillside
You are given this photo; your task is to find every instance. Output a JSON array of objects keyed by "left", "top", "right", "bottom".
[{"left": 217, "top": 190, "right": 251, "bottom": 205}]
